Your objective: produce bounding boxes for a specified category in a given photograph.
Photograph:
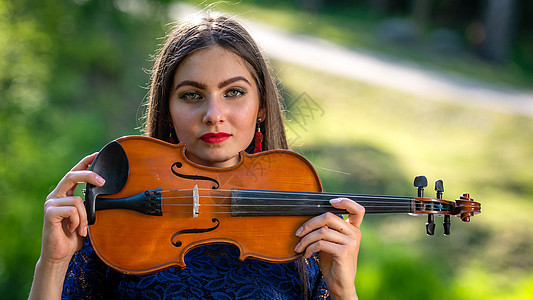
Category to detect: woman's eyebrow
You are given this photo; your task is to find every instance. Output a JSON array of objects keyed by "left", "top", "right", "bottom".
[
  {"left": 175, "top": 80, "right": 207, "bottom": 90},
  {"left": 218, "top": 76, "right": 251, "bottom": 89}
]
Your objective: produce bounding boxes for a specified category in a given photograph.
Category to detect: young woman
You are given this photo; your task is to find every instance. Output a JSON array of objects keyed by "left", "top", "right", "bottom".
[{"left": 29, "top": 14, "right": 364, "bottom": 299}]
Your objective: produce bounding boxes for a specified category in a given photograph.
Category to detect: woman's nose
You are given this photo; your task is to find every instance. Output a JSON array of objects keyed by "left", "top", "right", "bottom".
[{"left": 202, "top": 96, "right": 225, "bottom": 125}]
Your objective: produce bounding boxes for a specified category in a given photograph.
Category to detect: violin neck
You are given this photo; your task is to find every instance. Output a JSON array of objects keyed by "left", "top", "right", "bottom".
[{"left": 230, "top": 189, "right": 414, "bottom": 217}]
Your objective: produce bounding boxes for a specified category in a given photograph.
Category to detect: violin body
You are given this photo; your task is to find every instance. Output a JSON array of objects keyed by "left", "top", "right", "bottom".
[{"left": 86, "top": 136, "right": 323, "bottom": 274}]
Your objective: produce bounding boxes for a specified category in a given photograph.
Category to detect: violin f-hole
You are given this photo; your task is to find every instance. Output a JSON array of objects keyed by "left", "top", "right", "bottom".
[
  {"left": 171, "top": 162, "right": 220, "bottom": 189},
  {"left": 170, "top": 218, "right": 220, "bottom": 247}
]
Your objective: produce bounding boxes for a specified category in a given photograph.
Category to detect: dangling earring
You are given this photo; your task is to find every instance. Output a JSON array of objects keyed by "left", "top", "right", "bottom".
[
  {"left": 169, "top": 124, "right": 177, "bottom": 144},
  {"left": 254, "top": 118, "right": 263, "bottom": 153}
]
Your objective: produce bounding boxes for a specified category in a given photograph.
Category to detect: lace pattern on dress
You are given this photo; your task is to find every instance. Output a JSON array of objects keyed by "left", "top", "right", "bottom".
[{"left": 62, "top": 239, "right": 330, "bottom": 299}]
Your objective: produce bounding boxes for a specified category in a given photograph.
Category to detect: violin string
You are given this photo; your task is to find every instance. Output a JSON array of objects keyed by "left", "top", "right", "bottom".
[
  {"left": 159, "top": 204, "right": 448, "bottom": 214},
  {"left": 159, "top": 188, "right": 414, "bottom": 201},
  {"left": 160, "top": 197, "right": 413, "bottom": 205},
  {"left": 160, "top": 199, "right": 415, "bottom": 207},
  {"left": 150, "top": 188, "right": 431, "bottom": 213},
  {"left": 159, "top": 210, "right": 416, "bottom": 214},
  {"left": 160, "top": 194, "right": 415, "bottom": 203},
  {"left": 159, "top": 203, "right": 412, "bottom": 208}
]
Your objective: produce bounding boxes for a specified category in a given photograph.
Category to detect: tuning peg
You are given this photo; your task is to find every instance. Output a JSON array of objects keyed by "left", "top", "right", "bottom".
[
  {"left": 443, "top": 215, "right": 451, "bottom": 235},
  {"left": 434, "top": 179, "right": 451, "bottom": 235},
  {"left": 435, "top": 179, "right": 444, "bottom": 199},
  {"left": 414, "top": 175, "right": 428, "bottom": 197},
  {"left": 415, "top": 176, "right": 432, "bottom": 235},
  {"left": 426, "top": 215, "right": 435, "bottom": 235}
]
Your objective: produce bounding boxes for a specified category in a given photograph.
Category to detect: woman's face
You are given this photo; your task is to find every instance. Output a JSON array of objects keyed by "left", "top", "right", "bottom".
[{"left": 169, "top": 46, "right": 265, "bottom": 168}]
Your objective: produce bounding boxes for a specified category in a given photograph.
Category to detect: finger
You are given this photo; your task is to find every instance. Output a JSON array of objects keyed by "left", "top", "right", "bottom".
[
  {"left": 46, "top": 196, "right": 89, "bottom": 236},
  {"left": 302, "top": 239, "right": 352, "bottom": 259},
  {"left": 44, "top": 196, "right": 88, "bottom": 236},
  {"left": 71, "top": 153, "right": 99, "bottom": 172},
  {"left": 294, "top": 226, "right": 356, "bottom": 254},
  {"left": 50, "top": 170, "right": 105, "bottom": 199},
  {"left": 329, "top": 198, "right": 365, "bottom": 228},
  {"left": 45, "top": 201, "right": 80, "bottom": 233},
  {"left": 48, "top": 153, "right": 102, "bottom": 198},
  {"left": 304, "top": 240, "right": 336, "bottom": 259},
  {"left": 296, "top": 211, "right": 352, "bottom": 238}
]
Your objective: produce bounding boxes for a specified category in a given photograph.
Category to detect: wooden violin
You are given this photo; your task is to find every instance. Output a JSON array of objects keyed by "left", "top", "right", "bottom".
[{"left": 84, "top": 136, "right": 481, "bottom": 275}]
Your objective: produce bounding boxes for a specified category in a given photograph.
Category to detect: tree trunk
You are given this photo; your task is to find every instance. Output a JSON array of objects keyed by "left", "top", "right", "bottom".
[
  {"left": 412, "top": 0, "right": 432, "bottom": 33},
  {"left": 481, "top": 0, "right": 518, "bottom": 63}
]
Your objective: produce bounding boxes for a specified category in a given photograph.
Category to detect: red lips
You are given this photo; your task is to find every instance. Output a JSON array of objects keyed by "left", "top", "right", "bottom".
[{"left": 200, "top": 132, "right": 231, "bottom": 143}]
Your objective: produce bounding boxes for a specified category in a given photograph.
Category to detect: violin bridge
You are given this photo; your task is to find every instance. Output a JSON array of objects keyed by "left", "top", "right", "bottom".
[{"left": 193, "top": 184, "right": 199, "bottom": 218}]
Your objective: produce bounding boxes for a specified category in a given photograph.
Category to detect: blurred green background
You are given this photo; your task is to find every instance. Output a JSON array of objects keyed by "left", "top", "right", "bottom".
[{"left": 1, "top": 0, "right": 532, "bottom": 299}]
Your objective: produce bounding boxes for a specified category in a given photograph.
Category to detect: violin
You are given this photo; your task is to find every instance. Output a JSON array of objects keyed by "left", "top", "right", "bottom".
[{"left": 84, "top": 136, "right": 481, "bottom": 275}]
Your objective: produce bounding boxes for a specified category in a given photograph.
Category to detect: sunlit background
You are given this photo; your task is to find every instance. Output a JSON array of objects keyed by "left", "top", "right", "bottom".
[{"left": 1, "top": 0, "right": 532, "bottom": 299}]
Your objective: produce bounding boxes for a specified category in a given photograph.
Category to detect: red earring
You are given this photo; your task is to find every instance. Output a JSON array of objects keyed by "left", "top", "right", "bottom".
[
  {"left": 169, "top": 124, "right": 177, "bottom": 144},
  {"left": 254, "top": 118, "right": 263, "bottom": 153}
]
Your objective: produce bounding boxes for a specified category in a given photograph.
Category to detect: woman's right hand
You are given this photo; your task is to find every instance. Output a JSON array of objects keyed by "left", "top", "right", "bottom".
[
  {"left": 29, "top": 153, "right": 105, "bottom": 299},
  {"left": 40, "top": 153, "right": 105, "bottom": 266}
]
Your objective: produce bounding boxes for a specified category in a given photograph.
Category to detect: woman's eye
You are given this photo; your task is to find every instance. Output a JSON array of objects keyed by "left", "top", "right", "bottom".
[
  {"left": 179, "top": 92, "right": 203, "bottom": 101},
  {"left": 225, "top": 88, "right": 246, "bottom": 98}
]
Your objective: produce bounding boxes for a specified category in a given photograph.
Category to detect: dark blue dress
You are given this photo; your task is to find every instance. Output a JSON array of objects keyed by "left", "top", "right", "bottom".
[{"left": 62, "top": 239, "right": 330, "bottom": 299}]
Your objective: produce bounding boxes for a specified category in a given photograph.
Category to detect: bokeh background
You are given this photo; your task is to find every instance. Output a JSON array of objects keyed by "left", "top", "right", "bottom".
[{"left": 2, "top": 0, "right": 533, "bottom": 299}]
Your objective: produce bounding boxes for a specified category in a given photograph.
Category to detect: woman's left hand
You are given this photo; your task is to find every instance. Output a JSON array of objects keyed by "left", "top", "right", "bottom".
[{"left": 294, "top": 198, "right": 365, "bottom": 299}]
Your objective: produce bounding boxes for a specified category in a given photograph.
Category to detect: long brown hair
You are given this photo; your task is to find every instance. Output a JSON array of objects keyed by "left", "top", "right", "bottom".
[{"left": 143, "top": 14, "right": 287, "bottom": 152}]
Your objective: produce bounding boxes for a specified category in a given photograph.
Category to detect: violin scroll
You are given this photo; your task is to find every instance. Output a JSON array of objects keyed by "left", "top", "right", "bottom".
[{"left": 454, "top": 193, "right": 480, "bottom": 222}]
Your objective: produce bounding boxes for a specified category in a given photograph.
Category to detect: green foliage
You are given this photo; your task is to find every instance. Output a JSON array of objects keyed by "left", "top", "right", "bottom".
[{"left": 0, "top": 0, "right": 169, "bottom": 298}]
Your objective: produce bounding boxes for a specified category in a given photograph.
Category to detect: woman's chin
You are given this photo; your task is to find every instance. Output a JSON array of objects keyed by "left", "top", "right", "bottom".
[{"left": 185, "top": 149, "right": 241, "bottom": 168}]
